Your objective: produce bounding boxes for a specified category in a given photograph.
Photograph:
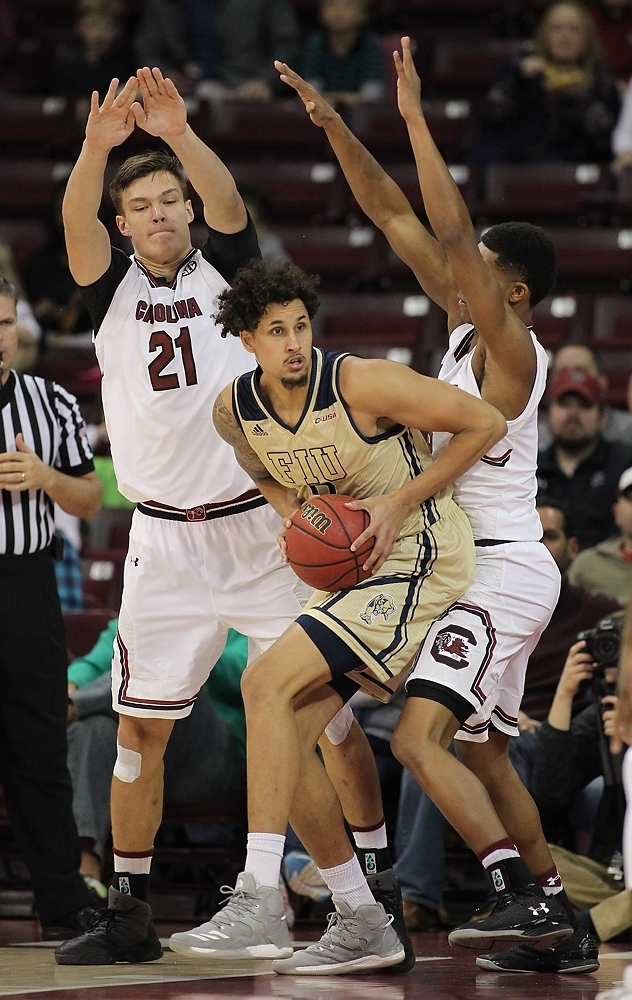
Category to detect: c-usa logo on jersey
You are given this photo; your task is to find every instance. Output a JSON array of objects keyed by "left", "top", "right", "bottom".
[{"left": 181, "top": 260, "right": 197, "bottom": 277}]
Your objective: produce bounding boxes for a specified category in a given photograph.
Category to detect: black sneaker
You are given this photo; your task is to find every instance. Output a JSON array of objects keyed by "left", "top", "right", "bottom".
[
  {"left": 366, "top": 868, "right": 416, "bottom": 973},
  {"left": 448, "top": 889, "right": 573, "bottom": 950},
  {"left": 41, "top": 905, "right": 101, "bottom": 942},
  {"left": 476, "top": 928, "right": 600, "bottom": 974},
  {"left": 54, "top": 887, "right": 163, "bottom": 965}
]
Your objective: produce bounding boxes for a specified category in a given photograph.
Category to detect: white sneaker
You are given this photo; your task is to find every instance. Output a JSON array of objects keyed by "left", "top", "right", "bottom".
[
  {"left": 272, "top": 900, "right": 405, "bottom": 975},
  {"left": 169, "top": 872, "right": 293, "bottom": 960}
]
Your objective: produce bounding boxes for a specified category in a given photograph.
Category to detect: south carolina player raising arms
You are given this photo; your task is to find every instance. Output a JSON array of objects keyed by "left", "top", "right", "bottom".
[
  {"left": 166, "top": 257, "right": 505, "bottom": 975},
  {"left": 275, "top": 39, "right": 591, "bottom": 970},
  {"left": 54, "top": 70, "right": 313, "bottom": 967}
]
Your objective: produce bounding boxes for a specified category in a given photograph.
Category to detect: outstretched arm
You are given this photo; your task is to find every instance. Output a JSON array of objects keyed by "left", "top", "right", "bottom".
[
  {"left": 341, "top": 356, "right": 506, "bottom": 572},
  {"left": 63, "top": 76, "right": 138, "bottom": 286},
  {"left": 133, "top": 67, "right": 246, "bottom": 233},
  {"left": 394, "top": 38, "right": 535, "bottom": 377},
  {"left": 276, "top": 61, "right": 453, "bottom": 310},
  {"left": 213, "top": 388, "right": 300, "bottom": 518}
]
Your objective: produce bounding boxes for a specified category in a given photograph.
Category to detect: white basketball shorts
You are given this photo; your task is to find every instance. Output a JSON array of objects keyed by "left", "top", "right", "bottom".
[
  {"left": 112, "top": 504, "right": 304, "bottom": 719},
  {"left": 406, "top": 541, "right": 560, "bottom": 741}
]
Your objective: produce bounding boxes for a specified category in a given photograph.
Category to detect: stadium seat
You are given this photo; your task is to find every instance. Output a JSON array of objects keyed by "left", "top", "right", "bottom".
[
  {"left": 429, "top": 36, "right": 525, "bottom": 92},
  {"left": 478, "top": 163, "right": 608, "bottom": 222},
  {"left": 547, "top": 227, "right": 632, "bottom": 289},
  {"left": 81, "top": 550, "right": 126, "bottom": 612},
  {"left": 0, "top": 95, "right": 77, "bottom": 152},
  {"left": 209, "top": 99, "right": 328, "bottom": 156},
  {"left": 587, "top": 296, "right": 632, "bottom": 406},
  {"left": 85, "top": 508, "right": 133, "bottom": 553},
  {"left": 531, "top": 294, "right": 594, "bottom": 349},
  {"left": 351, "top": 99, "right": 473, "bottom": 158},
  {"left": 0, "top": 218, "right": 47, "bottom": 265},
  {"left": 270, "top": 224, "right": 381, "bottom": 283},
  {"left": 370, "top": 162, "right": 478, "bottom": 215},
  {"left": 0, "top": 160, "right": 71, "bottom": 215},
  {"left": 34, "top": 345, "right": 98, "bottom": 398},
  {"left": 63, "top": 609, "right": 116, "bottom": 660},
  {"left": 229, "top": 160, "right": 344, "bottom": 223},
  {"left": 317, "top": 292, "right": 445, "bottom": 373}
]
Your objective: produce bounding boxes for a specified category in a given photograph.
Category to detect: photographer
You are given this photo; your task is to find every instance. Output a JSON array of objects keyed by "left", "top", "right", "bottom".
[{"left": 532, "top": 617, "right": 630, "bottom": 942}]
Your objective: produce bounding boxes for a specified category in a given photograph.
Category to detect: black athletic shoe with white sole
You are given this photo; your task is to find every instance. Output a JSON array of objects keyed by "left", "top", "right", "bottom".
[
  {"left": 476, "top": 928, "right": 599, "bottom": 974},
  {"left": 449, "top": 889, "right": 573, "bottom": 950},
  {"left": 366, "top": 868, "right": 416, "bottom": 973},
  {"left": 55, "top": 887, "right": 164, "bottom": 965}
]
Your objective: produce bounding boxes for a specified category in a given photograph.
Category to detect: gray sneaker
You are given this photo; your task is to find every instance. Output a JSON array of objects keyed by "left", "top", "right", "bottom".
[
  {"left": 169, "top": 872, "right": 293, "bottom": 960},
  {"left": 272, "top": 899, "right": 405, "bottom": 976}
]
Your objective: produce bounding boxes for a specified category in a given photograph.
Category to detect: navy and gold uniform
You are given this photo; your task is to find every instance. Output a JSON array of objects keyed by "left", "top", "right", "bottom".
[{"left": 233, "top": 347, "right": 475, "bottom": 701}]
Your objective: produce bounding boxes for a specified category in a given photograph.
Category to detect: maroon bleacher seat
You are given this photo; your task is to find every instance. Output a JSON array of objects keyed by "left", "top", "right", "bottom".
[
  {"left": 81, "top": 550, "right": 126, "bottom": 612},
  {"left": 269, "top": 224, "right": 381, "bottom": 281},
  {"left": 317, "top": 292, "right": 444, "bottom": 373},
  {"left": 63, "top": 608, "right": 116, "bottom": 660},
  {"left": 0, "top": 160, "right": 69, "bottom": 215},
  {"left": 85, "top": 508, "right": 133, "bottom": 554},
  {"left": 373, "top": 162, "right": 478, "bottom": 215},
  {"left": 429, "top": 36, "right": 525, "bottom": 91},
  {"left": 209, "top": 99, "right": 328, "bottom": 156},
  {"left": 229, "top": 160, "right": 344, "bottom": 223},
  {"left": 351, "top": 98, "right": 473, "bottom": 158},
  {"left": 587, "top": 296, "right": 632, "bottom": 406},
  {"left": 478, "top": 163, "right": 608, "bottom": 222},
  {"left": 34, "top": 345, "right": 98, "bottom": 398},
  {"left": 532, "top": 294, "right": 594, "bottom": 349},
  {"left": 547, "top": 228, "right": 632, "bottom": 288},
  {"left": 0, "top": 95, "right": 77, "bottom": 152},
  {"left": 0, "top": 218, "right": 47, "bottom": 265}
]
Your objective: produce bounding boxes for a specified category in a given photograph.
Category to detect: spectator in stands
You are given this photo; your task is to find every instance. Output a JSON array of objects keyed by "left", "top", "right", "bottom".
[
  {"left": 0, "top": 244, "right": 41, "bottom": 372},
  {"left": 134, "top": 0, "right": 299, "bottom": 100},
  {"left": 613, "top": 74, "right": 632, "bottom": 169},
  {"left": 537, "top": 368, "right": 632, "bottom": 548},
  {"left": 531, "top": 619, "right": 630, "bottom": 943},
  {"left": 392, "top": 497, "right": 619, "bottom": 931},
  {"left": 569, "top": 467, "right": 632, "bottom": 602},
  {"left": 539, "top": 344, "right": 632, "bottom": 450},
  {"left": 589, "top": 0, "right": 632, "bottom": 84},
  {"left": 66, "top": 621, "right": 248, "bottom": 893},
  {"left": 20, "top": 186, "right": 92, "bottom": 338},
  {"left": 468, "top": 1, "right": 620, "bottom": 165},
  {"left": 54, "top": 1, "right": 134, "bottom": 103},
  {"left": 300, "top": 0, "right": 385, "bottom": 104}
]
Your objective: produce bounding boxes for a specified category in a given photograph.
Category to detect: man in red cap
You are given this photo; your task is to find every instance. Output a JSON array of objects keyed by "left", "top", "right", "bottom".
[{"left": 537, "top": 369, "right": 632, "bottom": 550}]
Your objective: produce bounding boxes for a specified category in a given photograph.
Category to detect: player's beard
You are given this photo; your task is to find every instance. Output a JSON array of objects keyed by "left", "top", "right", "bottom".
[{"left": 280, "top": 372, "right": 309, "bottom": 390}]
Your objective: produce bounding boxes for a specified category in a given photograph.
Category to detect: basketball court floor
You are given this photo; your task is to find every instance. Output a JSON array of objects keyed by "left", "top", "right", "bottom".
[{"left": 0, "top": 920, "right": 629, "bottom": 1000}]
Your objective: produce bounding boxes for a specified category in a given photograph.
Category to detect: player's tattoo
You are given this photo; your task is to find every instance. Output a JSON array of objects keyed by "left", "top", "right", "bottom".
[{"left": 212, "top": 393, "right": 272, "bottom": 482}]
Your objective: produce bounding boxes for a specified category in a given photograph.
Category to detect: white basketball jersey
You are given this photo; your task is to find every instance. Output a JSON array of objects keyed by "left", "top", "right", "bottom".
[
  {"left": 434, "top": 324, "right": 548, "bottom": 541},
  {"left": 92, "top": 247, "right": 255, "bottom": 508}
]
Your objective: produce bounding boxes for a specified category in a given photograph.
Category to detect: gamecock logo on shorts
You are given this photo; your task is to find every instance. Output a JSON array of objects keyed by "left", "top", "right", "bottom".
[
  {"left": 431, "top": 624, "right": 477, "bottom": 669},
  {"left": 359, "top": 593, "right": 396, "bottom": 625},
  {"left": 186, "top": 506, "right": 206, "bottom": 522}
]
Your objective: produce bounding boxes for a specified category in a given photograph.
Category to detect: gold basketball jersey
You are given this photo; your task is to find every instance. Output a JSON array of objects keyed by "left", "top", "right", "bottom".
[
  {"left": 233, "top": 347, "right": 453, "bottom": 537},
  {"left": 232, "top": 348, "right": 476, "bottom": 701}
]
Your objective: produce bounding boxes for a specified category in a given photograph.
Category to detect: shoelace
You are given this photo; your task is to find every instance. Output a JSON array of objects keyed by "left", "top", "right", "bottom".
[
  {"left": 210, "top": 884, "right": 260, "bottom": 925},
  {"left": 315, "top": 908, "right": 395, "bottom": 951}
]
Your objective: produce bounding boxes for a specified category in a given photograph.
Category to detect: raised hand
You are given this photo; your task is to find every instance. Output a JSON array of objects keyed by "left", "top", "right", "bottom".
[
  {"left": 275, "top": 61, "right": 337, "bottom": 129},
  {"left": 393, "top": 36, "right": 423, "bottom": 123},
  {"left": 85, "top": 76, "right": 138, "bottom": 150},
  {"left": 132, "top": 67, "right": 187, "bottom": 139}
]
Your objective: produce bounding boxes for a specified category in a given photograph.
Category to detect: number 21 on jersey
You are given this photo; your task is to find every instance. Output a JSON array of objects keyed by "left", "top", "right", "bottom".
[{"left": 147, "top": 327, "right": 198, "bottom": 391}]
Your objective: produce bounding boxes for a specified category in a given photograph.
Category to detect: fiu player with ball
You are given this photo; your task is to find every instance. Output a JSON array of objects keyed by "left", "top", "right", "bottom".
[{"left": 168, "top": 257, "right": 505, "bottom": 973}]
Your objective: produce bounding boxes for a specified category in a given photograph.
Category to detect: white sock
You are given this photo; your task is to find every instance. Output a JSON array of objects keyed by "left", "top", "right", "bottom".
[
  {"left": 352, "top": 821, "right": 388, "bottom": 850},
  {"left": 113, "top": 851, "right": 152, "bottom": 874},
  {"left": 244, "top": 832, "right": 285, "bottom": 889},
  {"left": 318, "top": 855, "right": 375, "bottom": 912}
]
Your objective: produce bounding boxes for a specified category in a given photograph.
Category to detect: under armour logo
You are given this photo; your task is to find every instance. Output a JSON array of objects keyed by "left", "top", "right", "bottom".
[
  {"left": 131, "top": 557, "right": 139, "bottom": 567},
  {"left": 529, "top": 902, "right": 550, "bottom": 916}
]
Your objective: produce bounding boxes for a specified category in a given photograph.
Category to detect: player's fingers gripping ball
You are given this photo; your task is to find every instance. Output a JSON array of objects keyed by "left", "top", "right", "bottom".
[{"left": 285, "top": 494, "right": 374, "bottom": 591}]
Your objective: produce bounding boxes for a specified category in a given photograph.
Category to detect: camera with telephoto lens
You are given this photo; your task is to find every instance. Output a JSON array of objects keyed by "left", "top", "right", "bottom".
[{"left": 577, "top": 617, "right": 622, "bottom": 675}]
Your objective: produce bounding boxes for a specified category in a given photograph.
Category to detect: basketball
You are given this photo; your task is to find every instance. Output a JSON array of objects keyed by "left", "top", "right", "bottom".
[{"left": 285, "top": 494, "right": 374, "bottom": 591}]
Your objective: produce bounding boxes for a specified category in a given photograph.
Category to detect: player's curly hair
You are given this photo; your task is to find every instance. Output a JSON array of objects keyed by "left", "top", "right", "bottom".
[
  {"left": 215, "top": 260, "right": 321, "bottom": 338},
  {"left": 481, "top": 222, "right": 557, "bottom": 306},
  {"left": 109, "top": 150, "right": 188, "bottom": 214}
]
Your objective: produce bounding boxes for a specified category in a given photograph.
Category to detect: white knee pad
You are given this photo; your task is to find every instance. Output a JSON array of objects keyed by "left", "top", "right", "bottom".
[
  {"left": 324, "top": 703, "right": 354, "bottom": 746},
  {"left": 113, "top": 743, "right": 142, "bottom": 783}
]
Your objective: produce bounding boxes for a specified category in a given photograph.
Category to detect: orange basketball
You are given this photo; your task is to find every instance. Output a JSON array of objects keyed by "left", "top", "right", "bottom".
[{"left": 285, "top": 494, "right": 374, "bottom": 591}]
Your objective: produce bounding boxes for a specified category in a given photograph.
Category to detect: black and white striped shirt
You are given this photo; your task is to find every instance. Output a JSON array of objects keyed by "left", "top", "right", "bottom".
[{"left": 0, "top": 371, "right": 94, "bottom": 555}]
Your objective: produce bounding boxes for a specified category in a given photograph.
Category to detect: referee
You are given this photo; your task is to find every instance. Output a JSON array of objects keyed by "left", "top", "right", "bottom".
[{"left": 0, "top": 277, "right": 103, "bottom": 939}]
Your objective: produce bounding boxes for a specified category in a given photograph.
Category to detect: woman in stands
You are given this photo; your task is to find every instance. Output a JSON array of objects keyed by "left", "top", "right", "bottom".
[{"left": 468, "top": 0, "right": 620, "bottom": 165}]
